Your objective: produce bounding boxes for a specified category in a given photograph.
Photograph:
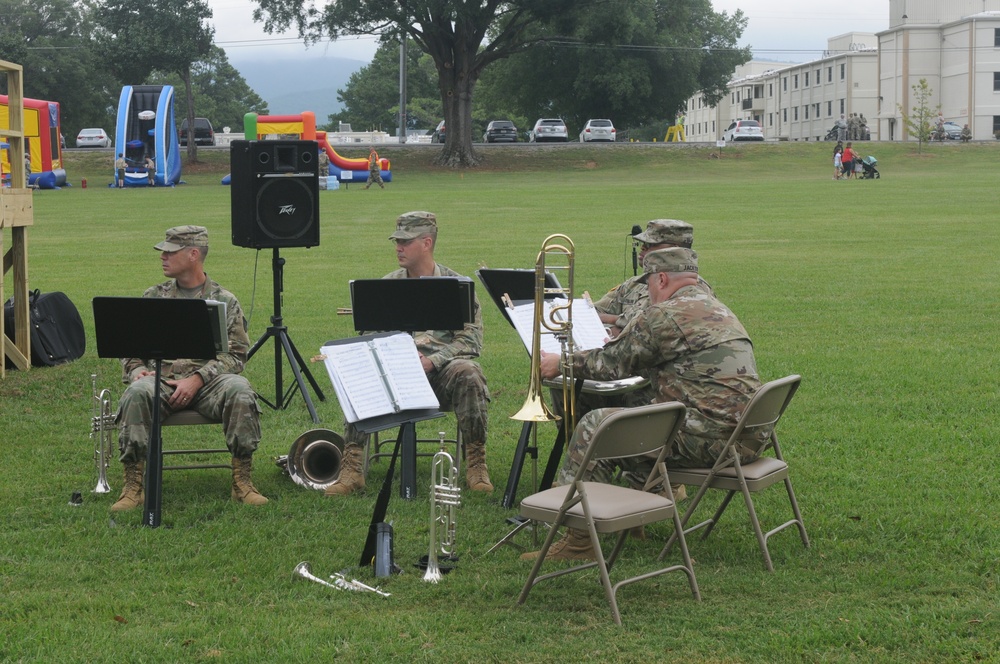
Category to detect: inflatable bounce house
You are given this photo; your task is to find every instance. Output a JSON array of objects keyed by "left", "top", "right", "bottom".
[
  {"left": 113, "top": 85, "right": 182, "bottom": 187},
  {"left": 0, "top": 95, "right": 66, "bottom": 189},
  {"left": 242, "top": 111, "right": 391, "bottom": 184}
]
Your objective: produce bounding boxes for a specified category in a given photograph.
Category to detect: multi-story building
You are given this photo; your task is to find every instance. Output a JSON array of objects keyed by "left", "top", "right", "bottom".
[
  {"left": 684, "top": 0, "right": 1000, "bottom": 142},
  {"left": 878, "top": 0, "right": 1000, "bottom": 140}
]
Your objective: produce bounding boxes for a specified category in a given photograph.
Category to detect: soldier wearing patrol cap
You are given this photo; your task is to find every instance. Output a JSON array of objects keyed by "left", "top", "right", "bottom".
[
  {"left": 326, "top": 211, "right": 493, "bottom": 496},
  {"left": 113, "top": 225, "right": 267, "bottom": 511},
  {"left": 525, "top": 247, "right": 762, "bottom": 562}
]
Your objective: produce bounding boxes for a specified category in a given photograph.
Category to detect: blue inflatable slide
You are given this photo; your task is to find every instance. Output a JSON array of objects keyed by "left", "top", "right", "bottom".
[{"left": 113, "top": 85, "right": 182, "bottom": 187}]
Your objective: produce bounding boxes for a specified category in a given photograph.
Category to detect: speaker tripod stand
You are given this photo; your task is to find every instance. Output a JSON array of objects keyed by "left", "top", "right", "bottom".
[{"left": 248, "top": 248, "right": 324, "bottom": 423}]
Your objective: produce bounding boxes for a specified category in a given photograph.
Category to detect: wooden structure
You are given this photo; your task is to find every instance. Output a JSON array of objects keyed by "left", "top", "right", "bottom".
[{"left": 1, "top": 59, "right": 33, "bottom": 377}]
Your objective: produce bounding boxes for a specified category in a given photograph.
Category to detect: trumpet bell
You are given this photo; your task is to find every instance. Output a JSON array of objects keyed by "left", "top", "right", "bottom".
[{"left": 282, "top": 429, "right": 344, "bottom": 491}]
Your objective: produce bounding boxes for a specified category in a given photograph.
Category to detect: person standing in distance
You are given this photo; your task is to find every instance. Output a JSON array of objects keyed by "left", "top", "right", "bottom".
[{"left": 363, "top": 147, "right": 385, "bottom": 189}]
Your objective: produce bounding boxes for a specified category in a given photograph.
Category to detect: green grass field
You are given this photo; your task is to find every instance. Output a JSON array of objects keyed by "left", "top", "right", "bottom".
[{"left": 2, "top": 141, "right": 999, "bottom": 662}]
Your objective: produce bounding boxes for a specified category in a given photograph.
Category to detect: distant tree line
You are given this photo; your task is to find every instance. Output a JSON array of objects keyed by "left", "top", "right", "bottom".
[{"left": 0, "top": 0, "right": 267, "bottom": 161}]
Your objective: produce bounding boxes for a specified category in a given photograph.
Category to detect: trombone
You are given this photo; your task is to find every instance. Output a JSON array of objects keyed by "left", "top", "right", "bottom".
[{"left": 511, "top": 233, "right": 577, "bottom": 435}]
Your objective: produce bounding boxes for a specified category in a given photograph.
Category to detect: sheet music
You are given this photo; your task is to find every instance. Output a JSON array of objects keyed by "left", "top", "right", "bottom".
[
  {"left": 321, "top": 333, "right": 439, "bottom": 423},
  {"left": 507, "top": 298, "right": 608, "bottom": 356},
  {"left": 372, "top": 335, "right": 439, "bottom": 411}
]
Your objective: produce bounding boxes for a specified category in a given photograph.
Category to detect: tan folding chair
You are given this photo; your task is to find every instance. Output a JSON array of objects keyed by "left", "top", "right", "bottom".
[
  {"left": 517, "top": 401, "right": 700, "bottom": 626},
  {"left": 160, "top": 410, "right": 230, "bottom": 470},
  {"left": 659, "top": 374, "right": 808, "bottom": 572}
]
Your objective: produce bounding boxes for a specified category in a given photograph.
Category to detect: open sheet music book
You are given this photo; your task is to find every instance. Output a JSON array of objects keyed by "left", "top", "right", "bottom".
[
  {"left": 507, "top": 297, "right": 609, "bottom": 356},
  {"left": 321, "top": 333, "right": 440, "bottom": 423}
]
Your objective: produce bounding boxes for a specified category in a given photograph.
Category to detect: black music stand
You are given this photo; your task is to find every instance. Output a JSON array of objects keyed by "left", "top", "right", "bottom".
[
  {"left": 92, "top": 297, "right": 219, "bottom": 528},
  {"left": 343, "top": 280, "right": 474, "bottom": 570},
  {"left": 248, "top": 248, "right": 325, "bottom": 423}
]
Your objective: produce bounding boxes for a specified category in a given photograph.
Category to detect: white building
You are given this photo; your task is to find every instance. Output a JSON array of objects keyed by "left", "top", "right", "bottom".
[
  {"left": 878, "top": 0, "right": 1000, "bottom": 140},
  {"left": 684, "top": 0, "right": 1000, "bottom": 142}
]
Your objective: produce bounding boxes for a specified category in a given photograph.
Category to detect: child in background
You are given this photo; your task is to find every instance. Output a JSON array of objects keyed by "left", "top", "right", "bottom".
[{"left": 833, "top": 146, "right": 843, "bottom": 180}]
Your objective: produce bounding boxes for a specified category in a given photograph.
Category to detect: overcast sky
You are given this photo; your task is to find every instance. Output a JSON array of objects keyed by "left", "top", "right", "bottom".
[{"left": 207, "top": 0, "right": 891, "bottom": 65}]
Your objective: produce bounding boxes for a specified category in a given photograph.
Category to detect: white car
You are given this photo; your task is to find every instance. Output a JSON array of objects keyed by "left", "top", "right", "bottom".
[
  {"left": 529, "top": 118, "right": 568, "bottom": 142},
  {"left": 76, "top": 128, "right": 111, "bottom": 148},
  {"left": 723, "top": 119, "right": 764, "bottom": 142},
  {"left": 579, "top": 119, "right": 616, "bottom": 142}
]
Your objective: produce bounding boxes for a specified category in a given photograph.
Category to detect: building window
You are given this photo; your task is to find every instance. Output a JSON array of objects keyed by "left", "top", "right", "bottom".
[
  {"left": 840, "top": 64, "right": 845, "bottom": 80},
  {"left": 768, "top": 113, "right": 773, "bottom": 127},
  {"left": 994, "top": 116, "right": 1000, "bottom": 134},
  {"left": 769, "top": 83, "right": 773, "bottom": 97},
  {"left": 840, "top": 99, "right": 845, "bottom": 113},
  {"left": 815, "top": 69, "right": 820, "bottom": 85},
  {"left": 994, "top": 72, "right": 1000, "bottom": 91},
  {"left": 794, "top": 107, "right": 799, "bottom": 121},
  {"left": 804, "top": 105, "right": 809, "bottom": 119},
  {"left": 783, "top": 109, "right": 787, "bottom": 122},
  {"left": 995, "top": 28, "right": 1000, "bottom": 47},
  {"left": 827, "top": 101, "right": 833, "bottom": 116},
  {"left": 794, "top": 74, "right": 799, "bottom": 88},
  {"left": 827, "top": 67, "right": 833, "bottom": 82},
  {"left": 783, "top": 77, "right": 788, "bottom": 92},
  {"left": 804, "top": 72, "right": 809, "bottom": 86}
]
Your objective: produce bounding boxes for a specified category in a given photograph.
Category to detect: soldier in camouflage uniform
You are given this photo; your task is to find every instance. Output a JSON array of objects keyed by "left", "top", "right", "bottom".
[
  {"left": 326, "top": 211, "right": 493, "bottom": 496},
  {"left": 363, "top": 147, "right": 384, "bottom": 189},
  {"left": 522, "top": 247, "right": 761, "bottom": 561},
  {"left": 112, "top": 225, "right": 266, "bottom": 511}
]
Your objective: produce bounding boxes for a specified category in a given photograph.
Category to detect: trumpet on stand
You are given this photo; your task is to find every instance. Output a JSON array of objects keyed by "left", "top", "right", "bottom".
[
  {"left": 423, "top": 432, "right": 461, "bottom": 583},
  {"left": 90, "top": 374, "right": 116, "bottom": 494}
]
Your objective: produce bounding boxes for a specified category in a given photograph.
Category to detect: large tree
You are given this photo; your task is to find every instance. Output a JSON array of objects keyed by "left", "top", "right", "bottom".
[
  {"left": 251, "top": 0, "right": 589, "bottom": 166},
  {"left": 486, "top": 0, "right": 750, "bottom": 132},
  {"left": 94, "top": 0, "right": 215, "bottom": 162},
  {"left": 0, "top": 0, "right": 119, "bottom": 138}
]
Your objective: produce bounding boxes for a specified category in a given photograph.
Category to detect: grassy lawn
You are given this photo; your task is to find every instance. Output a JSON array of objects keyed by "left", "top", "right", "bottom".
[{"left": 2, "top": 140, "right": 999, "bottom": 662}]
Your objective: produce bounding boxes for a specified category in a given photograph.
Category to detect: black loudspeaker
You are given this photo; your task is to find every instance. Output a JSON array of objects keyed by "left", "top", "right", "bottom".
[{"left": 231, "top": 140, "right": 320, "bottom": 248}]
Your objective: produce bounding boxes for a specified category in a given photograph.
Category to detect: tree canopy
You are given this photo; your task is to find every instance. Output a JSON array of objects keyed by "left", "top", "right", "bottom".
[{"left": 251, "top": 0, "right": 748, "bottom": 165}]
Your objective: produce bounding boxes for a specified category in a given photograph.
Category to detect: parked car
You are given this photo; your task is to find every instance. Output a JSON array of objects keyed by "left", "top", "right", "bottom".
[
  {"left": 76, "top": 128, "right": 111, "bottom": 148},
  {"left": 483, "top": 120, "right": 517, "bottom": 143},
  {"left": 579, "top": 119, "right": 616, "bottom": 142},
  {"left": 940, "top": 121, "right": 962, "bottom": 140},
  {"left": 179, "top": 117, "right": 215, "bottom": 146},
  {"left": 431, "top": 120, "right": 446, "bottom": 143},
  {"left": 723, "top": 119, "right": 764, "bottom": 142},
  {"left": 529, "top": 118, "right": 569, "bottom": 142}
]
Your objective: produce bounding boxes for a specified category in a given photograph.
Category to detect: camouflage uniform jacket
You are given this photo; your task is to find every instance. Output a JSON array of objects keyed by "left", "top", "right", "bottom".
[
  {"left": 573, "top": 284, "right": 760, "bottom": 446},
  {"left": 595, "top": 274, "right": 715, "bottom": 330},
  {"left": 383, "top": 263, "right": 483, "bottom": 371},
  {"left": 120, "top": 276, "right": 250, "bottom": 385}
]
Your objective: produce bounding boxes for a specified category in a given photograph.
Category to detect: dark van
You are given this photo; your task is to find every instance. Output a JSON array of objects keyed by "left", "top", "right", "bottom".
[{"left": 179, "top": 117, "right": 215, "bottom": 146}]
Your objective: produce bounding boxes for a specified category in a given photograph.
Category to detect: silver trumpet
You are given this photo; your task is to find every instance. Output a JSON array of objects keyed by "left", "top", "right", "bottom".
[
  {"left": 292, "top": 561, "right": 390, "bottom": 597},
  {"left": 423, "top": 431, "right": 461, "bottom": 583},
  {"left": 90, "top": 374, "right": 116, "bottom": 494}
]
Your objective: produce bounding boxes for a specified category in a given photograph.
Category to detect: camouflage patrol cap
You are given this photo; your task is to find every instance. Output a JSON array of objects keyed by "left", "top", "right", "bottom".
[
  {"left": 638, "top": 247, "right": 698, "bottom": 283},
  {"left": 389, "top": 211, "right": 437, "bottom": 241},
  {"left": 154, "top": 225, "right": 209, "bottom": 252},
  {"left": 633, "top": 219, "right": 694, "bottom": 248}
]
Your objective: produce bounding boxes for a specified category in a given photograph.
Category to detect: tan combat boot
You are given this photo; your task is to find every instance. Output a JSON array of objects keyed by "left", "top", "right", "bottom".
[
  {"left": 231, "top": 456, "right": 268, "bottom": 505},
  {"left": 324, "top": 443, "right": 365, "bottom": 497},
  {"left": 110, "top": 460, "right": 145, "bottom": 511},
  {"left": 520, "top": 528, "right": 596, "bottom": 562},
  {"left": 464, "top": 440, "right": 493, "bottom": 493}
]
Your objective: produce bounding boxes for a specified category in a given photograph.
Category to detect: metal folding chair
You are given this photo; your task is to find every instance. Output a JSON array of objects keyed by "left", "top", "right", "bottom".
[
  {"left": 659, "top": 374, "right": 809, "bottom": 572},
  {"left": 517, "top": 401, "right": 700, "bottom": 625}
]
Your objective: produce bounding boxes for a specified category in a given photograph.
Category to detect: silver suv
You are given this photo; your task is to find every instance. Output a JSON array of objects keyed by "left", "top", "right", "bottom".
[{"left": 529, "top": 118, "right": 568, "bottom": 142}]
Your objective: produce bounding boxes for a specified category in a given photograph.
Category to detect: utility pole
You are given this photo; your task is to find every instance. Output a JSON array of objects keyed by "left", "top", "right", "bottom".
[{"left": 398, "top": 38, "right": 407, "bottom": 144}]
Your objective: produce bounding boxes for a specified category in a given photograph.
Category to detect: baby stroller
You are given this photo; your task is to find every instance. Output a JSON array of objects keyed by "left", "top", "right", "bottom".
[{"left": 860, "top": 155, "right": 879, "bottom": 179}]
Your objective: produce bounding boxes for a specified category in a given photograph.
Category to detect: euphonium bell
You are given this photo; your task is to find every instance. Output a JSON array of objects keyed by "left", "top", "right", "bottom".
[{"left": 277, "top": 429, "right": 344, "bottom": 491}]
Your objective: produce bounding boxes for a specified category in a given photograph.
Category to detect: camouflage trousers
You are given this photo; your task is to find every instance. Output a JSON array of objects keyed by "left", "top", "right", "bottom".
[
  {"left": 345, "top": 358, "right": 489, "bottom": 454},
  {"left": 366, "top": 169, "right": 383, "bottom": 187},
  {"left": 116, "top": 374, "right": 262, "bottom": 462},
  {"left": 557, "top": 406, "right": 753, "bottom": 487}
]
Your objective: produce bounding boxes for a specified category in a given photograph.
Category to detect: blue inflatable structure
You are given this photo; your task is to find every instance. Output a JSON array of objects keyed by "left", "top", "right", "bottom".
[{"left": 113, "top": 85, "right": 182, "bottom": 187}]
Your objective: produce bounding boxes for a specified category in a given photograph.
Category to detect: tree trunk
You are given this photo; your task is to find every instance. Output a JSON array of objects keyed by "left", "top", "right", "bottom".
[
  {"left": 182, "top": 65, "right": 198, "bottom": 163},
  {"left": 433, "top": 50, "right": 480, "bottom": 168}
]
